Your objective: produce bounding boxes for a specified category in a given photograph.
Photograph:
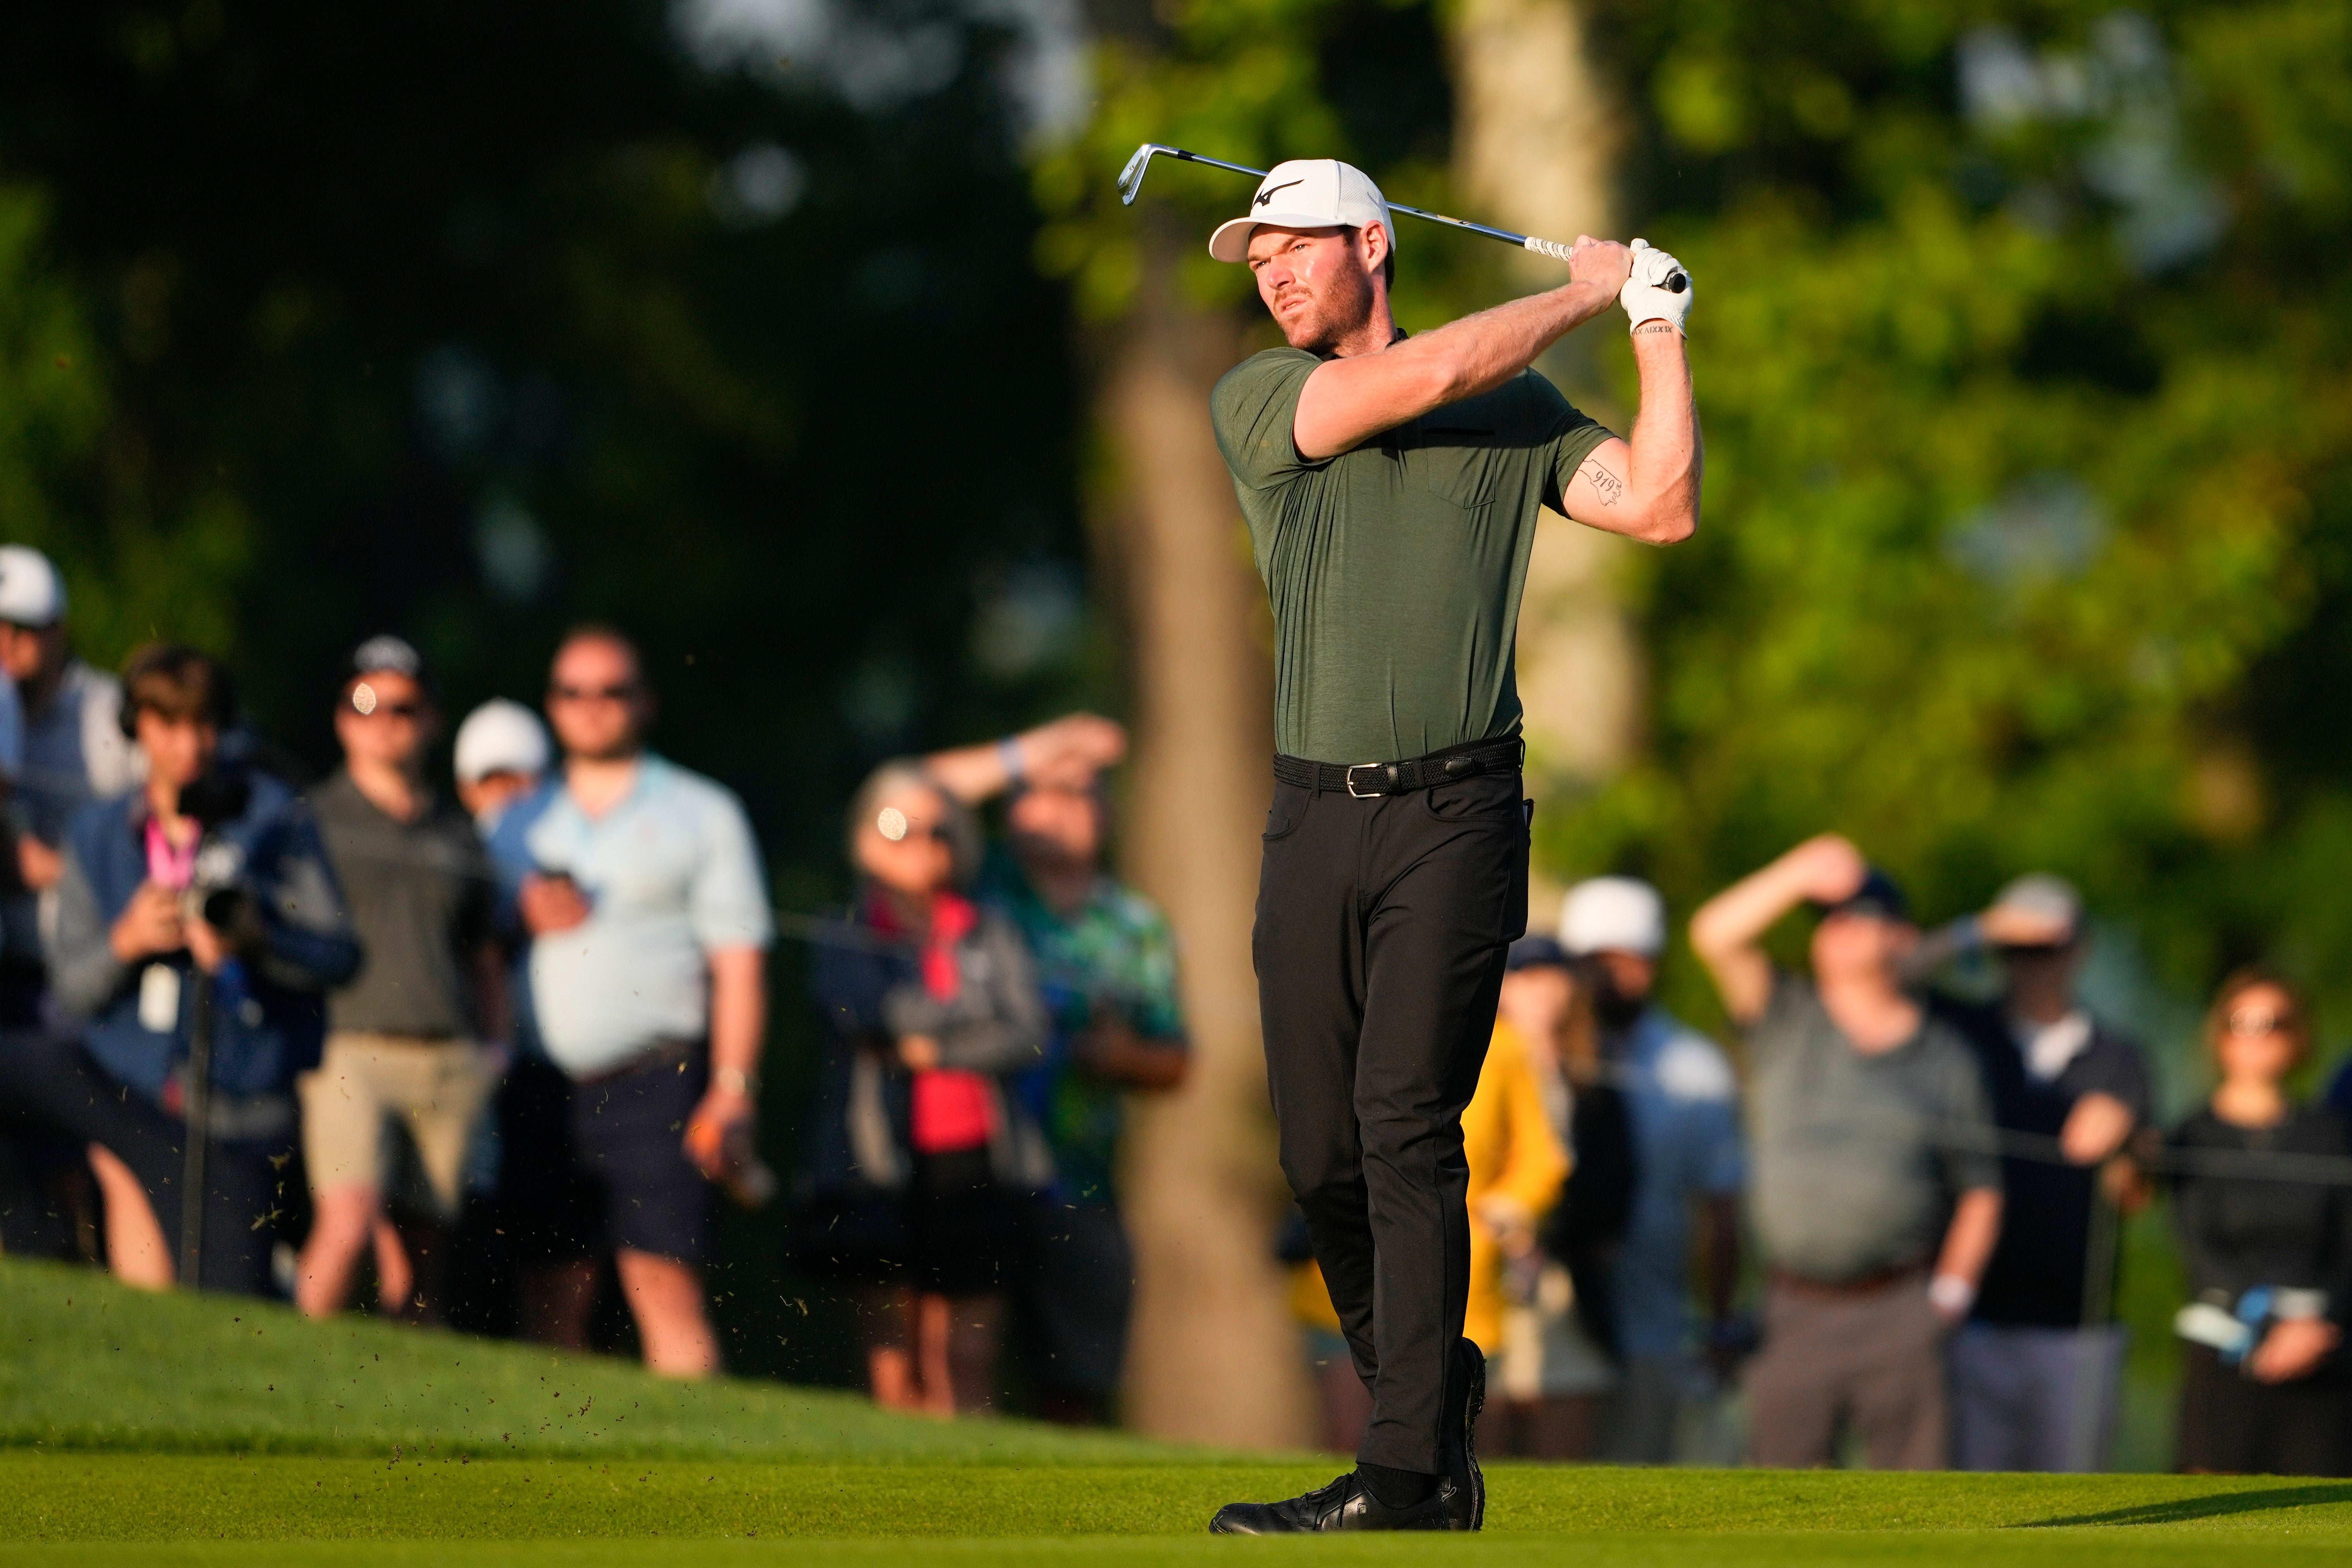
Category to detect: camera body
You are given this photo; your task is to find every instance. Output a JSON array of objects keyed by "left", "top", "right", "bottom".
[{"left": 174, "top": 766, "right": 262, "bottom": 945}]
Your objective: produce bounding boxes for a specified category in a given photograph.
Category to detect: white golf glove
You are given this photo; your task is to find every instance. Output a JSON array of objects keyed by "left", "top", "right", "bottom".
[{"left": 1620, "top": 239, "right": 1691, "bottom": 333}]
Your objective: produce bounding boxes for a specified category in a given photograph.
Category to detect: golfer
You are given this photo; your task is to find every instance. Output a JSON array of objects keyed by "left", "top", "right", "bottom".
[{"left": 1203, "top": 160, "right": 1700, "bottom": 1534}]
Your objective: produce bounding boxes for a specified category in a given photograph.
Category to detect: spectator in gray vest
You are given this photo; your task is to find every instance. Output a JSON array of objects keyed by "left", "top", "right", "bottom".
[
  {"left": 1691, "top": 835, "right": 2002, "bottom": 1469},
  {"left": 296, "top": 637, "right": 506, "bottom": 1322}
]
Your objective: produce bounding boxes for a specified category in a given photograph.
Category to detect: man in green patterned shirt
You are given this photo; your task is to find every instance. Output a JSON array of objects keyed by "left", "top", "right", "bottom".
[{"left": 928, "top": 714, "right": 1188, "bottom": 1423}]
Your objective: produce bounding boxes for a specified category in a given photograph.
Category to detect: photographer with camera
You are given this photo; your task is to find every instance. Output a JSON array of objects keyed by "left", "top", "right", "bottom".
[{"left": 48, "top": 644, "right": 360, "bottom": 1295}]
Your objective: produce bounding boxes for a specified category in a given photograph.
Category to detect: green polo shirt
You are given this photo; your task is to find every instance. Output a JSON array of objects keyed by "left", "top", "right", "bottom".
[{"left": 1209, "top": 346, "right": 1613, "bottom": 764}]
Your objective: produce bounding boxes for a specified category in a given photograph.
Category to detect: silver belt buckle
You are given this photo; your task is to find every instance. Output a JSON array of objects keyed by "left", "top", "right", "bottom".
[{"left": 1345, "top": 762, "right": 1388, "bottom": 798}]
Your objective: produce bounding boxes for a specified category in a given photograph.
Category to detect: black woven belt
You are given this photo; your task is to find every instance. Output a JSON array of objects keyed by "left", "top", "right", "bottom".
[{"left": 1273, "top": 736, "right": 1525, "bottom": 798}]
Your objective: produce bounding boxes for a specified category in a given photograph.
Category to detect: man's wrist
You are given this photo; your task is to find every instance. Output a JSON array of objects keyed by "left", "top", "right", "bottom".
[
  {"left": 711, "top": 1064, "right": 760, "bottom": 1099},
  {"left": 1928, "top": 1273, "right": 1977, "bottom": 1317}
]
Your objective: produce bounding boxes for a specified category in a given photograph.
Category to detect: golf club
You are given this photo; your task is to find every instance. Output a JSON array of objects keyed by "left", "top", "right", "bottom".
[{"left": 1118, "top": 142, "right": 1688, "bottom": 292}]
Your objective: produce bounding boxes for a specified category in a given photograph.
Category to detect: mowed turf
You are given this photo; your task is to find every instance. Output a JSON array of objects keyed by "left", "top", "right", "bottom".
[{"left": 4, "top": 1259, "right": 2350, "bottom": 1567}]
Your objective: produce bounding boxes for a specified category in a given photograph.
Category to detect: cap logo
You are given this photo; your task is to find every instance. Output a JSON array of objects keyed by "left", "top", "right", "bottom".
[{"left": 1253, "top": 178, "right": 1303, "bottom": 209}]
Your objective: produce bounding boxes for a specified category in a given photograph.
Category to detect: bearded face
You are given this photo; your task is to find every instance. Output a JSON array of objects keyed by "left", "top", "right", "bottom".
[{"left": 1246, "top": 226, "right": 1382, "bottom": 354}]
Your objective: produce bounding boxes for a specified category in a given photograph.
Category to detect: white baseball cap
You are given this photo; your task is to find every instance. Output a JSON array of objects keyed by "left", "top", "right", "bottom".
[
  {"left": 1561, "top": 876, "right": 1668, "bottom": 960},
  {"left": 1208, "top": 159, "right": 1395, "bottom": 265},
  {"left": 453, "top": 697, "right": 550, "bottom": 784},
  {"left": 0, "top": 547, "right": 65, "bottom": 627},
  {"left": 1986, "top": 872, "right": 2084, "bottom": 942}
]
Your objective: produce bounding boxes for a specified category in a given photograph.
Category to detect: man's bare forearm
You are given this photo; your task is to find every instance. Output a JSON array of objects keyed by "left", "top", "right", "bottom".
[
  {"left": 707, "top": 946, "right": 766, "bottom": 1081},
  {"left": 1624, "top": 327, "right": 1701, "bottom": 540},
  {"left": 1935, "top": 1189, "right": 2003, "bottom": 1287},
  {"left": 1296, "top": 275, "right": 1621, "bottom": 459}
]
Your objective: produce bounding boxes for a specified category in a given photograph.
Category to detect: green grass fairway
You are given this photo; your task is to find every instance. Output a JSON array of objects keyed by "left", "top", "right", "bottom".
[{"left": 3, "top": 1259, "right": 2348, "bottom": 1566}]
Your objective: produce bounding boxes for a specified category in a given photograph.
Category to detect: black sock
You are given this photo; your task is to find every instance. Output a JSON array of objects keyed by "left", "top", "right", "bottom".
[{"left": 1357, "top": 1463, "right": 1438, "bottom": 1508}]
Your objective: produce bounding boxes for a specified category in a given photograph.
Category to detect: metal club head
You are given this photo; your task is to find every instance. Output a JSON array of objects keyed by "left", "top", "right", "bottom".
[{"left": 1118, "top": 143, "right": 1177, "bottom": 206}]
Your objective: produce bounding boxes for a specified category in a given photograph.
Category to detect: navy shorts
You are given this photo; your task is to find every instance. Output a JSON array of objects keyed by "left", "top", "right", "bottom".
[{"left": 503, "top": 1047, "right": 713, "bottom": 1269}]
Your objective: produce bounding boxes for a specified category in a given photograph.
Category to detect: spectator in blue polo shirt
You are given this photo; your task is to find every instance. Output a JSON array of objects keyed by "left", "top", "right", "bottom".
[
  {"left": 1560, "top": 877, "right": 1745, "bottom": 1464},
  {"left": 501, "top": 626, "right": 773, "bottom": 1375}
]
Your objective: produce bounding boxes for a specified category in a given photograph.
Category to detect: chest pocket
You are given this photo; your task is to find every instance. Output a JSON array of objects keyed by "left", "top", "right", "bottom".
[{"left": 1393, "top": 414, "right": 1504, "bottom": 511}]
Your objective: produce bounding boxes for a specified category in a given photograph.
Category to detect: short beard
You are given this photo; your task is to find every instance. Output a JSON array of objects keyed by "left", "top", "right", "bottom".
[{"left": 1284, "top": 255, "right": 1376, "bottom": 354}]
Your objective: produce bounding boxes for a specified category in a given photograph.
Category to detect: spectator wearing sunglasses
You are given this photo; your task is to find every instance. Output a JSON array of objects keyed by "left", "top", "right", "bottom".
[
  {"left": 1927, "top": 875, "right": 2151, "bottom": 1472},
  {"left": 296, "top": 636, "right": 506, "bottom": 1322},
  {"left": 2167, "top": 968, "right": 2352, "bottom": 1477},
  {"left": 500, "top": 626, "right": 773, "bottom": 1376}
]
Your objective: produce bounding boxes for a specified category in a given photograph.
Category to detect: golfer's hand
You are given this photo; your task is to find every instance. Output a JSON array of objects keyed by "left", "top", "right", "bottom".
[
  {"left": 2249, "top": 1316, "right": 2340, "bottom": 1384},
  {"left": 1620, "top": 239, "right": 1692, "bottom": 333},
  {"left": 898, "top": 1034, "right": 942, "bottom": 1072},
  {"left": 1568, "top": 236, "right": 1633, "bottom": 297},
  {"left": 109, "top": 882, "right": 186, "bottom": 963},
  {"left": 1782, "top": 833, "right": 1868, "bottom": 905}
]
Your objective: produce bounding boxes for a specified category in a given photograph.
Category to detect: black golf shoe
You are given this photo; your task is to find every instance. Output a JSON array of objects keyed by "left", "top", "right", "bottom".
[
  {"left": 1445, "top": 1336, "right": 1487, "bottom": 1531},
  {"left": 1208, "top": 1470, "right": 1456, "bottom": 1534}
]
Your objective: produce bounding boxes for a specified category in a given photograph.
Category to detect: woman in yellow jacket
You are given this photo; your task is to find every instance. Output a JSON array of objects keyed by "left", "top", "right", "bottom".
[
  {"left": 1462, "top": 1016, "right": 1572, "bottom": 1354},
  {"left": 1289, "top": 1011, "right": 1571, "bottom": 1451}
]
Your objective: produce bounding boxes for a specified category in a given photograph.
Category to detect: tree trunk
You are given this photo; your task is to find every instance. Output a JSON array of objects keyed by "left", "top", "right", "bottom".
[
  {"left": 1099, "top": 238, "right": 1315, "bottom": 1448},
  {"left": 1447, "top": 0, "right": 1645, "bottom": 811}
]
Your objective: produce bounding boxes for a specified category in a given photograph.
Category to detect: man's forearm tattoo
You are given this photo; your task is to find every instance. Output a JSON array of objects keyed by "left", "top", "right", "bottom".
[{"left": 1579, "top": 458, "right": 1625, "bottom": 506}]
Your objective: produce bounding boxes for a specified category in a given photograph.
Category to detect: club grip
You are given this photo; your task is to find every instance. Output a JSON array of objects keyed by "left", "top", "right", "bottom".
[{"left": 1524, "top": 235, "right": 1687, "bottom": 291}]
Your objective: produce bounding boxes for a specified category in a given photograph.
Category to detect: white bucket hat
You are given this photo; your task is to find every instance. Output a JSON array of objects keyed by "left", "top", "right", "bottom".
[{"left": 1208, "top": 159, "right": 1395, "bottom": 264}]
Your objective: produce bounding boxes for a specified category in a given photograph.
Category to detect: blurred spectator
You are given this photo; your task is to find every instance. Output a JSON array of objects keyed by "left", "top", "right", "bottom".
[
  {"left": 48, "top": 644, "right": 359, "bottom": 1293},
  {"left": 1489, "top": 934, "right": 1624, "bottom": 1458},
  {"left": 928, "top": 714, "right": 1189, "bottom": 1424},
  {"left": 453, "top": 698, "right": 550, "bottom": 832},
  {"left": 1561, "top": 877, "right": 1745, "bottom": 1465},
  {"left": 1927, "top": 874, "right": 2151, "bottom": 1472},
  {"left": 294, "top": 637, "right": 506, "bottom": 1322},
  {"left": 502, "top": 628, "right": 772, "bottom": 1376},
  {"left": 2167, "top": 968, "right": 2352, "bottom": 1477},
  {"left": 1691, "top": 835, "right": 2002, "bottom": 1470},
  {"left": 1463, "top": 995, "right": 1570, "bottom": 1424},
  {"left": 801, "top": 761, "right": 1050, "bottom": 1415},
  {"left": 0, "top": 545, "right": 130, "bottom": 1259}
]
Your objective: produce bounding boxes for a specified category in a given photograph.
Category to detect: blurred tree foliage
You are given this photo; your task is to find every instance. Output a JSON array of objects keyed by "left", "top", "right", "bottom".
[
  {"left": 0, "top": 0, "right": 1096, "bottom": 1375},
  {"left": 1543, "top": 0, "right": 2352, "bottom": 1059},
  {"left": 0, "top": 0, "right": 1098, "bottom": 887},
  {"left": 1050, "top": 0, "right": 2352, "bottom": 1068}
]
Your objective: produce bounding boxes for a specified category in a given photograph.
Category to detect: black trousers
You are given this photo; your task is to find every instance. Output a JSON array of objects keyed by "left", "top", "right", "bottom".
[
  {"left": 1254, "top": 761, "right": 1527, "bottom": 1472},
  {"left": 2177, "top": 1341, "right": 2351, "bottom": 1476}
]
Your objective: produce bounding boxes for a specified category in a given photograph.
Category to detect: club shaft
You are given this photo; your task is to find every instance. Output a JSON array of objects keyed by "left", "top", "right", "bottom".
[{"left": 1133, "top": 146, "right": 1547, "bottom": 249}]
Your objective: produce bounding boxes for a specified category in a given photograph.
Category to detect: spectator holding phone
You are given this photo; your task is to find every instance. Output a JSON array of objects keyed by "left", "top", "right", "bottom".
[{"left": 500, "top": 627, "right": 772, "bottom": 1375}]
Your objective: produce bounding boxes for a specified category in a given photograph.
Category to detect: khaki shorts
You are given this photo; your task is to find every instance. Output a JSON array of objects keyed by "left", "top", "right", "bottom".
[{"left": 298, "top": 1032, "right": 499, "bottom": 1219}]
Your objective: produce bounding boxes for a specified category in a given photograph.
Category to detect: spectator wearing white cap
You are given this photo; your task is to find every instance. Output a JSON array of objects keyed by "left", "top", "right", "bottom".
[
  {"left": 453, "top": 698, "right": 550, "bottom": 834},
  {"left": 0, "top": 546, "right": 113, "bottom": 1258},
  {"left": 1924, "top": 874, "right": 2150, "bottom": 1472},
  {"left": 1559, "top": 876, "right": 1745, "bottom": 1464},
  {"left": 0, "top": 548, "right": 99, "bottom": 940}
]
